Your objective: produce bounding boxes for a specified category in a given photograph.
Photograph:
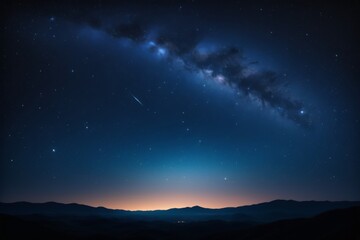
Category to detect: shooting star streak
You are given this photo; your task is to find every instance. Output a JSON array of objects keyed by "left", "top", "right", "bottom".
[{"left": 131, "top": 94, "right": 143, "bottom": 106}]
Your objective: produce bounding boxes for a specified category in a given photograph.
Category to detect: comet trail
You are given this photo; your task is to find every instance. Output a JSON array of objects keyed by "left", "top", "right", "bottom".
[{"left": 131, "top": 94, "right": 143, "bottom": 106}]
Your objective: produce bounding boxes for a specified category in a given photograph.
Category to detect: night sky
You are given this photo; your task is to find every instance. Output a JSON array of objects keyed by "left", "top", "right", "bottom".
[{"left": 1, "top": 1, "right": 360, "bottom": 210}]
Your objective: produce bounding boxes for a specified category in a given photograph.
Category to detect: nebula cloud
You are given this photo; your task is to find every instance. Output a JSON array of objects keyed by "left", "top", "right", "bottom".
[{"left": 78, "top": 17, "right": 310, "bottom": 127}]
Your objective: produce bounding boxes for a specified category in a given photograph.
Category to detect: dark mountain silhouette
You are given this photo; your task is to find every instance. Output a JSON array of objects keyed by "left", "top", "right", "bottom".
[
  {"left": 1, "top": 206, "right": 359, "bottom": 240},
  {"left": 208, "top": 206, "right": 360, "bottom": 240},
  {"left": 0, "top": 201, "right": 128, "bottom": 216},
  {"left": 1, "top": 199, "right": 359, "bottom": 222}
]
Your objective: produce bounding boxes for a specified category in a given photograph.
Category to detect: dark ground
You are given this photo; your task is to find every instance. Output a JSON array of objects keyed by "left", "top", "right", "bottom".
[{"left": 1, "top": 207, "right": 359, "bottom": 240}]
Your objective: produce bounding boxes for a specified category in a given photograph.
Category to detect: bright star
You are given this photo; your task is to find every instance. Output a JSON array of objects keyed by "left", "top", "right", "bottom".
[
  {"left": 203, "top": 69, "right": 213, "bottom": 76},
  {"left": 157, "top": 48, "right": 166, "bottom": 56},
  {"left": 214, "top": 74, "right": 225, "bottom": 84},
  {"left": 148, "top": 41, "right": 156, "bottom": 47}
]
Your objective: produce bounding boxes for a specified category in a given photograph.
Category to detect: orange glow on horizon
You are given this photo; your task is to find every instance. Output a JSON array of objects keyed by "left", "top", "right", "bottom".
[{"left": 82, "top": 193, "right": 264, "bottom": 211}]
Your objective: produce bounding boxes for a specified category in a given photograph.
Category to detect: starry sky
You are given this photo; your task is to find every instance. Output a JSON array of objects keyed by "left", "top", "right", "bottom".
[{"left": 1, "top": 1, "right": 360, "bottom": 210}]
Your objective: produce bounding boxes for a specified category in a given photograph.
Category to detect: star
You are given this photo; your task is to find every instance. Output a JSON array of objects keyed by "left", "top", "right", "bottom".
[
  {"left": 148, "top": 41, "right": 156, "bottom": 47},
  {"left": 52, "top": 148, "right": 56, "bottom": 152},
  {"left": 157, "top": 48, "right": 166, "bottom": 56}
]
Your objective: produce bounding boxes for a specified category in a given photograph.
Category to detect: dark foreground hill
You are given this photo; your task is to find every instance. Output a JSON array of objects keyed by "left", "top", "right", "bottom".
[
  {"left": 1, "top": 199, "right": 359, "bottom": 222},
  {"left": 1, "top": 207, "right": 359, "bottom": 240},
  {"left": 209, "top": 206, "right": 360, "bottom": 240}
]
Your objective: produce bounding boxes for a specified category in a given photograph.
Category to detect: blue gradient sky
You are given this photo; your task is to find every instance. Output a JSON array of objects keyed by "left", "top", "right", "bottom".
[{"left": 1, "top": 1, "right": 359, "bottom": 210}]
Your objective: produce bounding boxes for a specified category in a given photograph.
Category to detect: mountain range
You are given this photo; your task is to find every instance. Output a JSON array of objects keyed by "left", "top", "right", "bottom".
[
  {"left": 1, "top": 202, "right": 359, "bottom": 240},
  {"left": 1, "top": 199, "right": 359, "bottom": 222}
]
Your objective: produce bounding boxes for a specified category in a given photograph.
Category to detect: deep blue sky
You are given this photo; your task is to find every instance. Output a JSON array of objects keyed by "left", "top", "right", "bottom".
[{"left": 1, "top": 1, "right": 359, "bottom": 210}]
